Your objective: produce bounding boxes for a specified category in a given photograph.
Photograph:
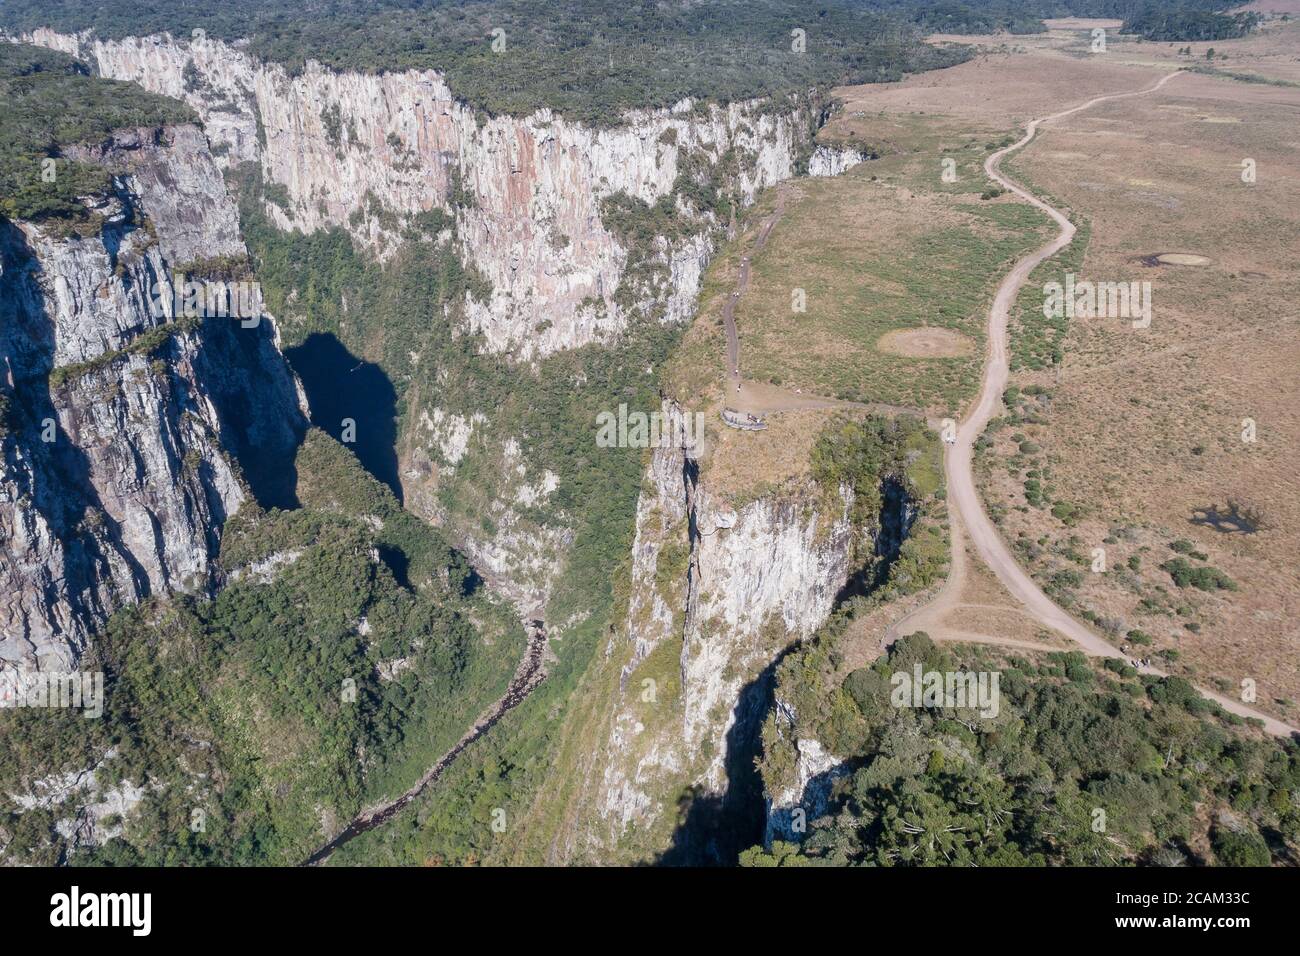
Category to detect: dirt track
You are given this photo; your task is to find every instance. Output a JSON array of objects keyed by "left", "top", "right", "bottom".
[
  {"left": 887, "top": 71, "right": 1299, "bottom": 739},
  {"left": 723, "top": 191, "right": 783, "bottom": 392}
]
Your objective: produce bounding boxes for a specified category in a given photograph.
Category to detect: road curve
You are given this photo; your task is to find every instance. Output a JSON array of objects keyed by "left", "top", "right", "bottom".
[{"left": 901, "top": 70, "right": 1298, "bottom": 739}]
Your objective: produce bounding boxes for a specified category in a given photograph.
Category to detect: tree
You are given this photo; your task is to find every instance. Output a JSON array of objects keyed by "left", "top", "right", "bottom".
[{"left": 1211, "top": 826, "right": 1270, "bottom": 867}]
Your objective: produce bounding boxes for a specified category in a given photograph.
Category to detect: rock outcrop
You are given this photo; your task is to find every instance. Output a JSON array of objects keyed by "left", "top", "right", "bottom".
[
  {"left": 762, "top": 702, "right": 847, "bottom": 846},
  {"left": 808, "top": 144, "right": 867, "bottom": 178},
  {"left": 0, "top": 124, "right": 305, "bottom": 690},
  {"left": 400, "top": 422, "right": 572, "bottom": 615},
  {"left": 6, "top": 748, "right": 150, "bottom": 852}
]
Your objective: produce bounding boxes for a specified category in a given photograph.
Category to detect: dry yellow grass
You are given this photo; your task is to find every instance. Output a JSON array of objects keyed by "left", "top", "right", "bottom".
[
  {"left": 877, "top": 327, "right": 976, "bottom": 358},
  {"left": 671, "top": 21, "right": 1300, "bottom": 718},
  {"left": 959, "top": 25, "right": 1300, "bottom": 720}
]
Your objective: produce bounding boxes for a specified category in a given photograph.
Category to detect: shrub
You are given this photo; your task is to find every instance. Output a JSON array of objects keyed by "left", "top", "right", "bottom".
[
  {"left": 1211, "top": 827, "right": 1270, "bottom": 867},
  {"left": 1161, "top": 557, "right": 1236, "bottom": 591}
]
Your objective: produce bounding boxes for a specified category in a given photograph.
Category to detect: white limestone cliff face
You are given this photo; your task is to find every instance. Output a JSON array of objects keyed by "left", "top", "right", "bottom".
[
  {"left": 28, "top": 29, "right": 812, "bottom": 359},
  {"left": 17, "top": 31, "right": 872, "bottom": 621},
  {"left": 595, "top": 405, "right": 866, "bottom": 852},
  {"left": 0, "top": 125, "right": 305, "bottom": 689},
  {"left": 807, "top": 144, "right": 867, "bottom": 178}
]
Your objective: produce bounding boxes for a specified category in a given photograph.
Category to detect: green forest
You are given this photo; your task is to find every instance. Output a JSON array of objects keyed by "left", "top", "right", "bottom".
[
  {"left": 0, "top": 0, "right": 969, "bottom": 124},
  {"left": 749, "top": 629, "right": 1299, "bottom": 866},
  {"left": 1122, "top": 6, "right": 1260, "bottom": 42},
  {"left": 1, "top": 2, "right": 1264, "bottom": 125},
  {"left": 0, "top": 43, "right": 195, "bottom": 226},
  {"left": 0, "top": 432, "right": 524, "bottom": 865}
]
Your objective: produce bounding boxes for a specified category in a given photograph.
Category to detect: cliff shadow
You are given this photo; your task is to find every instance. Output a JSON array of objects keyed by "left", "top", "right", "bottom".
[
  {"left": 653, "top": 648, "right": 793, "bottom": 867},
  {"left": 195, "top": 311, "right": 307, "bottom": 511},
  {"left": 834, "top": 475, "right": 915, "bottom": 606},
  {"left": 284, "top": 332, "right": 402, "bottom": 502}
]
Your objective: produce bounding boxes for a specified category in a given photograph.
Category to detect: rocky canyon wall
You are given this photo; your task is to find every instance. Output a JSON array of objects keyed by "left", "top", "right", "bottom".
[
  {"left": 590, "top": 405, "right": 869, "bottom": 861},
  {"left": 0, "top": 124, "right": 305, "bottom": 688},
  {"left": 28, "top": 29, "right": 814, "bottom": 360}
]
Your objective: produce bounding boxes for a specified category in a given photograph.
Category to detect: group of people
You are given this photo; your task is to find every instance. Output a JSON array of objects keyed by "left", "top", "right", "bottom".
[{"left": 1119, "top": 644, "right": 1153, "bottom": 670}]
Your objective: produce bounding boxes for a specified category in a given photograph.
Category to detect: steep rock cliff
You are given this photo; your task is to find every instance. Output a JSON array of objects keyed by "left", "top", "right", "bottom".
[
  {"left": 0, "top": 124, "right": 305, "bottom": 688},
  {"left": 592, "top": 405, "right": 867, "bottom": 861},
  {"left": 762, "top": 699, "right": 847, "bottom": 846},
  {"left": 808, "top": 144, "right": 867, "bottom": 178},
  {"left": 28, "top": 29, "right": 814, "bottom": 359}
]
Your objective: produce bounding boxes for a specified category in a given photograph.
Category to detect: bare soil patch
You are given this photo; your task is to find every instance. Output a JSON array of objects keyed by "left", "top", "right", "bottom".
[{"left": 877, "top": 327, "right": 976, "bottom": 358}]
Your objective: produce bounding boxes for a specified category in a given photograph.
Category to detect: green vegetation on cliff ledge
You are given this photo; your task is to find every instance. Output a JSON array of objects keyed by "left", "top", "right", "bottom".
[
  {"left": 0, "top": 432, "right": 522, "bottom": 866},
  {"left": 0, "top": 43, "right": 196, "bottom": 227},
  {"left": 809, "top": 415, "right": 944, "bottom": 596},
  {"left": 750, "top": 634, "right": 1300, "bottom": 866}
]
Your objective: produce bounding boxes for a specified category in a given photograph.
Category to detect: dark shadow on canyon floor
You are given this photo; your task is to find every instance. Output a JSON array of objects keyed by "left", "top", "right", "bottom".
[{"left": 285, "top": 332, "right": 402, "bottom": 502}]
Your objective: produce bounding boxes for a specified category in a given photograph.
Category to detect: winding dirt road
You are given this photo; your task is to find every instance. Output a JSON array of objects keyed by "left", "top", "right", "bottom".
[
  {"left": 889, "top": 71, "right": 1298, "bottom": 739},
  {"left": 302, "top": 621, "right": 549, "bottom": 865}
]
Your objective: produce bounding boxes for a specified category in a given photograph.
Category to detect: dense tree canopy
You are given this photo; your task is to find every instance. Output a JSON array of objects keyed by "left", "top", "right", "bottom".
[
  {"left": 0, "top": 43, "right": 195, "bottom": 225},
  {"left": 752, "top": 633, "right": 1300, "bottom": 866},
  {"left": 0, "top": 432, "right": 523, "bottom": 865}
]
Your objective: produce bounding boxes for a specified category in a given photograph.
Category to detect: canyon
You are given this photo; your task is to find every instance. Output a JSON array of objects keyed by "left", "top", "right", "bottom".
[
  {"left": 18, "top": 29, "right": 866, "bottom": 618},
  {"left": 593, "top": 405, "right": 862, "bottom": 861},
  {"left": 4, "top": 28, "right": 880, "bottom": 861}
]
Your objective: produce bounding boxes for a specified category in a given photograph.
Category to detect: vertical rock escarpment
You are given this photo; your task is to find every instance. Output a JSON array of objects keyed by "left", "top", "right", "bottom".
[
  {"left": 0, "top": 125, "right": 306, "bottom": 684},
  {"left": 808, "top": 144, "right": 867, "bottom": 178},
  {"left": 28, "top": 29, "right": 813, "bottom": 359},
  {"left": 18, "top": 30, "right": 831, "bottom": 619},
  {"left": 593, "top": 405, "right": 867, "bottom": 862},
  {"left": 15, "top": 31, "right": 863, "bottom": 623}
]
